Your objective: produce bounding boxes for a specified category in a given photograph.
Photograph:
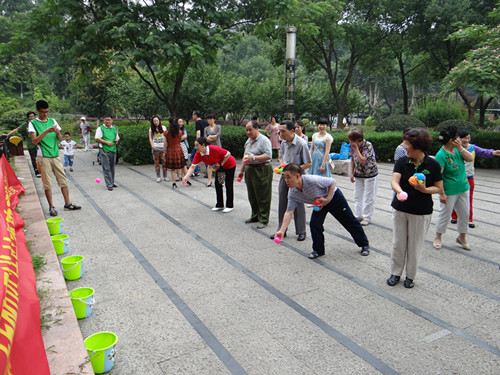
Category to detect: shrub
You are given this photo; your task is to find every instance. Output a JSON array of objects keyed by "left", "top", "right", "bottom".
[
  {"left": 117, "top": 122, "right": 249, "bottom": 165},
  {"left": 375, "top": 115, "right": 425, "bottom": 132},
  {"left": 434, "top": 119, "right": 477, "bottom": 133},
  {"left": 364, "top": 116, "right": 376, "bottom": 128},
  {"left": 413, "top": 98, "right": 465, "bottom": 127}
]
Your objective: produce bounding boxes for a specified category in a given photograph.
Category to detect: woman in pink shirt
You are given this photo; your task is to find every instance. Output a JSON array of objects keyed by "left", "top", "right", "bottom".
[{"left": 182, "top": 137, "right": 237, "bottom": 213}]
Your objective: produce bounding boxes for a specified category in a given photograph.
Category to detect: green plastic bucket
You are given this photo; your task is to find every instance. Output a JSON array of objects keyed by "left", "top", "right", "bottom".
[
  {"left": 85, "top": 332, "right": 118, "bottom": 374},
  {"left": 69, "top": 287, "right": 95, "bottom": 319},
  {"left": 51, "top": 234, "right": 69, "bottom": 255},
  {"left": 46, "top": 217, "right": 64, "bottom": 235},
  {"left": 60, "top": 255, "right": 84, "bottom": 280}
]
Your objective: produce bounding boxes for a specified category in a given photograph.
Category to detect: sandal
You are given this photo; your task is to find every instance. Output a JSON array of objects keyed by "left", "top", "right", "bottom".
[
  {"left": 206, "top": 182, "right": 212, "bottom": 187},
  {"left": 156, "top": 177, "right": 161, "bottom": 183},
  {"left": 433, "top": 240, "right": 441, "bottom": 250}
]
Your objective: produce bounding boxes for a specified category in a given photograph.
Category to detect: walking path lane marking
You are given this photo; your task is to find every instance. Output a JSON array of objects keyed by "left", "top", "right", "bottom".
[
  {"left": 65, "top": 173, "right": 248, "bottom": 375},
  {"left": 122, "top": 168, "right": 400, "bottom": 375},
  {"left": 124, "top": 167, "right": 500, "bottom": 360}
]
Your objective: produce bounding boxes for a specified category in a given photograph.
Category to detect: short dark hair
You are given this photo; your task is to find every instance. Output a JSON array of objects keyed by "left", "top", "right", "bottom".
[
  {"left": 404, "top": 128, "right": 433, "bottom": 152},
  {"left": 247, "top": 120, "right": 259, "bottom": 129},
  {"left": 206, "top": 113, "right": 216, "bottom": 119},
  {"left": 103, "top": 115, "right": 112, "bottom": 119},
  {"left": 458, "top": 129, "right": 471, "bottom": 138},
  {"left": 193, "top": 110, "right": 202, "bottom": 118},
  {"left": 36, "top": 100, "right": 49, "bottom": 110},
  {"left": 251, "top": 116, "right": 259, "bottom": 121},
  {"left": 64, "top": 132, "right": 71, "bottom": 136},
  {"left": 438, "top": 126, "right": 458, "bottom": 144},
  {"left": 347, "top": 127, "right": 364, "bottom": 141},
  {"left": 318, "top": 118, "right": 328, "bottom": 125},
  {"left": 196, "top": 136, "right": 208, "bottom": 146},
  {"left": 280, "top": 120, "right": 295, "bottom": 131},
  {"left": 283, "top": 163, "right": 304, "bottom": 175},
  {"left": 26, "top": 111, "right": 36, "bottom": 118}
]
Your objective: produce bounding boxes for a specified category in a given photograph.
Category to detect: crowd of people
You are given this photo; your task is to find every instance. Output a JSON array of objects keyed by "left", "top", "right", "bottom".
[{"left": 14, "top": 106, "right": 500, "bottom": 290}]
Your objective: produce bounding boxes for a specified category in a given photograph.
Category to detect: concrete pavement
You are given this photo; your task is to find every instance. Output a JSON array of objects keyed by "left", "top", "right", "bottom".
[{"left": 26, "top": 148, "right": 500, "bottom": 374}]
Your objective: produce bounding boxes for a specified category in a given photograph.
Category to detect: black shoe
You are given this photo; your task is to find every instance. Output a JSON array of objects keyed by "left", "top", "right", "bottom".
[
  {"left": 49, "top": 207, "right": 57, "bottom": 216},
  {"left": 386, "top": 275, "right": 400, "bottom": 286},
  {"left": 69, "top": 168, "right": 73, "bottom": 172},
  {"left": 308, "top": 251, "right": 323, "bottom": 259},
  {"left": 297, "top": 233, "right": 306, "bottom": 241},
  {"left": 172, "top": 183, "right": 177, "bottom": 188},
  {"left": 64, "top": 203, "right": 81, "bottom": 211},
  {"left": 468, "top": 222, "right": 475, "bottom": 228},
  {"left": 450, "top": 219, "right": 457, "bottom": 224},
  {"left": 404, "top": 277, "right": 415, "bottom": 288},
  {"left": 245, "top": 218, "right": 258, "bottom": 224},
  {"left": 360, "top": 246, "right": 370, "bottom": 256},
  {"left": 186, "top": 181, "right": 192, "bottom": 186},
  {"left": 113, "top": 184, "right": 118, "bottom": 188},
  {"left": 193, "top": 172, "right": 200, "bottom": 177},
  {"left": 108, "top": 187, "right": 113, "bottom": 191}
]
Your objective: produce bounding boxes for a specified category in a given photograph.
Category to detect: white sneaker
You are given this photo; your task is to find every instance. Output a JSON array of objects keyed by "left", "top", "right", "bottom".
[
  {"left": 360, "top": 219, "right": 370, "bottom": 226},
  {"left": 212, "top": 207, "right": 223, "bottom": 211},
  {"left": 222, "top": 208, "right": 233, "bottom": 213}
]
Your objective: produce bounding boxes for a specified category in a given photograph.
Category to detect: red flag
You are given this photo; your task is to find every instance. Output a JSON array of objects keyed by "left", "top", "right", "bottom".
[{"left": 0, "top": 155, "right": 50, "bottom": 374}]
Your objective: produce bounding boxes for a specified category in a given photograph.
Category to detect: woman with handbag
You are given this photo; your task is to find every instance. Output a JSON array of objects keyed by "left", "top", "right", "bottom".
[
  {"left": 309, "top": 118, "right": 333, "bottom": 177},
  {"left": 182, "top": 137, "right": 236, "bottom": 213}
]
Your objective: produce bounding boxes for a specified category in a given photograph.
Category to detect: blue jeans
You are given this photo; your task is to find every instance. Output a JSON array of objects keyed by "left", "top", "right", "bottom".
[
  {"left": 190, "top": 148, "right": 199, "bottom": 174},
  {"left": 64, "top": 155, "right": 74, "bottom": 167}
]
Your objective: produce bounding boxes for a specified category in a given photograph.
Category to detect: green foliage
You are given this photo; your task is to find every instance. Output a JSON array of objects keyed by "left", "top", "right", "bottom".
[
  {"left": 116, "top": 124, "right": 152, "bottom": 165},
  {"left": 376, "top": 115, "right": 425, "bottom": 132},
  {"left": 443, "top": 7, "right": 500, "bottom": 98},
  {"left": 364, "top": 116, "right": 376, "bottom": 127},
  {"left": 0, "top": 109, "right": 26, "bottom": 136},
  {"left": 413, "top": 97, "right": 465, "bottom": 127},
  {"left": 434, "top": 119, "right": 478, "bottom": 133},
  {"left": 0, "top": 95, "right": 20, "bottom": 118}
]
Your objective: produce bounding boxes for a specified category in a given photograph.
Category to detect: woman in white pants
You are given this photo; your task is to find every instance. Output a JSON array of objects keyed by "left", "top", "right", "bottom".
[
  {"left": 433, "top": 126, "right": 474, "bottom": 250},
  {"left": 348, "top": 128, "right": 378, "bottom": 225},
  {"left": 388, "top": 128, "right": 443, "bottom": 288}
]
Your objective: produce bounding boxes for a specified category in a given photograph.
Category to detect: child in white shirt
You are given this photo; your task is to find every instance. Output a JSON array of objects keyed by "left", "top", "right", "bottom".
[{"left": 60, "top": 132, "right": 82, "bottom": 172}]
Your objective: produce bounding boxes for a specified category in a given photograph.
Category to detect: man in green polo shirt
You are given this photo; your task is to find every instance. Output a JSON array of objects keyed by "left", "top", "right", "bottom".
[
  {"left": 29, "top": 100, "right": 81, "bottom": 216},
  {"left": 95, "top": 115, "right": 120, "bottom": 191}
]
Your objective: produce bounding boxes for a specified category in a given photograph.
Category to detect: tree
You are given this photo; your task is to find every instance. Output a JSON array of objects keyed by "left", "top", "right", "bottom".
[
  {"left": 443, "top": 7, "right": 500, "bottom": 127},
  {"left": 259, "top": 0, "right": 387, "bottom": 123},
  {"left": 13, "top": 0, "right": 277, "bottom": 117},
  {"left": 412, "top": 0, "right": 498, "bottom": 123}
]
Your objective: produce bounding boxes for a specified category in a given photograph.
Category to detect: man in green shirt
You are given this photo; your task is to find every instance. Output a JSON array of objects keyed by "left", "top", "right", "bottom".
[
  {"left": 2, "top": 111, "right": 41, "bottom": 177},
  {"left": 29, "top": 100, "right": 81, "bottom": 216},
  {"left": 95, "top": 115, "right": 120, "bottom": 191}
]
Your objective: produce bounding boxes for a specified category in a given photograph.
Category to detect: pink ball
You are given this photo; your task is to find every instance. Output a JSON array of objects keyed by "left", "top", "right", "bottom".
[
  {"left": 399, "top": 191, "right": 408, "bottom": 201},
  {"left": 95, "top": 178, "right": 101, "bottom": 183},
  {"left": 274, "top": 236, "right": 281, "bottom": 244}
]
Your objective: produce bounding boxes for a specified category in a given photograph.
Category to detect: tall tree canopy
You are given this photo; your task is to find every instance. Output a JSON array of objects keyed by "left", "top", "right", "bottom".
[{"left": 12, "top": 0, "right": 278, "bottom": 116}]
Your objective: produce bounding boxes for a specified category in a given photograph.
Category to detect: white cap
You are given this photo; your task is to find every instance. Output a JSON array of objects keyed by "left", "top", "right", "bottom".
[{"left": 80, "top": 116, "right": 86, "bottom": 120}]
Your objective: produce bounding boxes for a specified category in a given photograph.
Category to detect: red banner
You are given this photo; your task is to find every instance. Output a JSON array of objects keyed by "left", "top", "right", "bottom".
[{"left": 0, "top": 155, "right": 50, "bottom": 375}]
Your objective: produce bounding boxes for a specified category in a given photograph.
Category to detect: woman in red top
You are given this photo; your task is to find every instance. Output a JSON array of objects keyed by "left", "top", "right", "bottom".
[{"left": 182, "top": 137, "right": 237, "bottom": 212}]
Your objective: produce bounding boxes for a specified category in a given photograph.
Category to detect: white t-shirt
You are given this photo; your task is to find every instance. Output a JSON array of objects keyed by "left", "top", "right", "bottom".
[
  {"left": 60, "top": 140, "right": 77, "bottom": 156},
  {"left": 27, "top": 118, "right": 62, "bottom": 156},
  {"left": 149, "top": 126, "right": 167, "bottom": 150}
]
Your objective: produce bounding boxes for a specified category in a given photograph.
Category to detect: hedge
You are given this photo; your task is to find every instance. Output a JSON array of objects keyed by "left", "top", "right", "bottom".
[{"left": 116, "top": 123, "right": 500, "bottom": 168}]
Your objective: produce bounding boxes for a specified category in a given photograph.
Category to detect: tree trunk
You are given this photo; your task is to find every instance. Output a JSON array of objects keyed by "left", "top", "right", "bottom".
[
  {"left": 398, "top": 55, "right": 409, "bottom": 114},
  {"left": 479, "top": 97, "right": 494, "bottom": 128}
]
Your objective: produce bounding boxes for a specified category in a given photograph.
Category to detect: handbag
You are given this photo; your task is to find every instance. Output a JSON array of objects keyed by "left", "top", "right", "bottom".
[{"left": 328, "top": 159, "right": 336, "bottom": 174}]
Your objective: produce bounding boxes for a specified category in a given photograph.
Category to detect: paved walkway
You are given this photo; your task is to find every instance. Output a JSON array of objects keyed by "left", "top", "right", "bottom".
[{"left": 30, "top": 149, "right": 500, "bottom": 374}]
